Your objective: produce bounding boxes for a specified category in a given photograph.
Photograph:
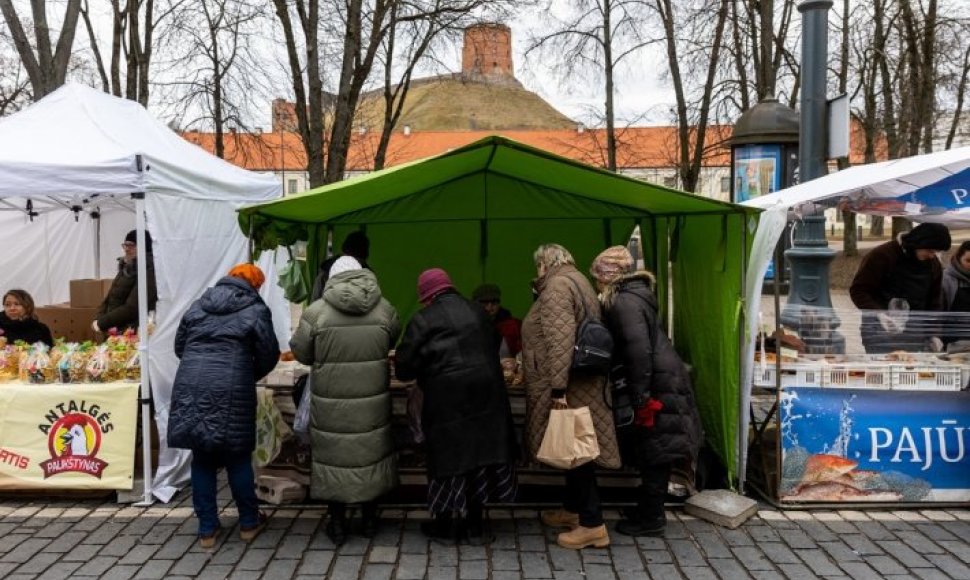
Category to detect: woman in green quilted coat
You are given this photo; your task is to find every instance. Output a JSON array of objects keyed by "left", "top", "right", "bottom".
[{"left": 290, "top": 256, "right": 400, "bottom": 545}]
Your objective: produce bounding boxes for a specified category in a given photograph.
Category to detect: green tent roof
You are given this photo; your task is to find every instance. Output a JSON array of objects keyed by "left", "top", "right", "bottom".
[{"left": 240, "top": 136, "right": 757, "bottom": 484}]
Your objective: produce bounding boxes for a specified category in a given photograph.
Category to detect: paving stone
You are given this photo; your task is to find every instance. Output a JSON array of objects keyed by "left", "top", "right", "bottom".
[
  {"left": 518, "top": 534, "right": 547, "bottom": 552},
  {"left": 74, "top": 555, "right": 119, "bottom": 576},
  {"left": 856, "top": 521, "right": 897, "bottom": 541},
  {"left": 0, "top": 534, "right": 30, "bottom": 554},
  {"left": 228, "top": 572, "right": 261, "bottom": 580},
  {"left": 59, "top": 544, "right": 101, "bottom": 562},
  {"left": 251, "top": 528, "right": 286, "bottom": 549},
  {"left": 195, "top": 564, "right": 234, "bottom": 579},
  {"left": 677, "top": 567, "right": 719, "bottom": 580},
  {"left": 430, "top": 544, "right": 459, "bottom": 567},
  {"left": 608, "top": 545, "right": 645, "bottom": 572},
  {"left": 747, "top": 526, "right": 781, "bottom": 542},
  {"left": 548, "top": 545, "right": 582, "bottom": 571},
  {"left": 458, "top": 559, "right": 488, "bottom": 580},
  {"left": 837, "top": 561, "right": 884, "bottom": 580},
  {"left": 925, "top": 553, "right": 970, "bottom": 578},
  {"left": 96, "top": 534, "right": 138, "bottom": 556},
  {"left": 237, "top": 547, "right": 275, "bottom": 570},
  {"left": 798, "top": 521, "right": 839, "bottom": 542},
  {"left": 395, "top": 553, "right": 428, "bottom": 579},
  {"left": 1, "top": 539, "right": 50, "bottom": 564},
  {"left": 939, "top": 539, "right": 970, "bottom": 564},
  {"left": 794, "top": 548, "right": 842, "bottom": 576},
  {"left": 647, "top": 563, "right": 685, "bottom": 579},
  {"left": 583, "top": 563, "right": 618, "bottom": 580},
  {"left": 491, "top": 549, "right": 520, "bottom": 571},
  {"left": 910, "top": 569, "right": 953, "bottom": 580},
  {"left": 896, "top": 530, "right": 946, "bottom": 555},
  {"left": 339, "top": 536, "right": 370, "bottom": 556},
  {"left": 153, "top": 533, "right": 195, "bottom": 559},
  {"left": 694, "top": 531, "right": 732, "bottom": 558},
  {"left": 818, "top": 541, "right": 864, "bottom": 563},
  {"left": 867, "top": 555, "right": 909, "bottom": 576},
  {"left": 168, "top": 552, "right": 210, "bottom": 576},
  {"left": 669, "top": 538, "right": 707, "bottom": 567},
  {"left": 875, "top": 540, "right": 934, "bottom": 568},
  {"left": 427, "top": 566, "right": 458, "bottom": 580},
  {"left": 580, "top": 550, "right": 612, "bottom": 566},
  {"left": 776, "top": 563, "right": 820, "bottom": 580},
  {"left": 732, "top": 546, "right": 776, "bottom": 571},
  {"left": 135, "top": 560, "right": 174, "bottom": 579},
  {"left": 42, "top": 531, "right": 88, "bottom": 554},
  {"left": 11, "top": 552, "right": 58, "bottom": 575},
  {"left": 642, "top": 549, "right": 674, "bottom": 564},
  {"left": 780, "top": 529, "right": 818, "bottom": 550},
  {"left": 720, "top": 527, "right": 755, "bottom": 546},
  {"left": 520, "top": 551, "right": 553, "bottom": 578},
  {"left": 841, "top": 534, "right": 884, "bottom": 556},
  {"left": 30, "top": 522, "right": 72, "bottom": 538},
  {"left": 707, "top": 558, "right": 753, "bottom": 579},
  {"left": 750, "top": 572, "right": 785, "bottom": 580},
  {"left": 119, "top": 544, "right": 160, "bottom": 565},
  {"left": 331, "top": 555, "right": 364, "bottom": 578},
  {"left": 39, "top": 562, "right": 83, "bottom": 580},
  {"left": 494, "top": 572, "right": 524, "bottom": 580},
  {"left": 210, "top": 541, "right": 246, "bottom": 565},
  {"left": 459, "top": 545, "right": 487, "bottom": 561},
  {"left": 296, "top": 550, "right": 335, "bottom": 576},
  {"left": 363, "top": 563, "right": 395, "bottom": 580}
]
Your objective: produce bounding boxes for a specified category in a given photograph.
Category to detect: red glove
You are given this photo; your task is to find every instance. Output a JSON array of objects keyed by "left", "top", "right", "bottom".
[{"left": 634, "top": 398, "right": 664, "bottom": 428}]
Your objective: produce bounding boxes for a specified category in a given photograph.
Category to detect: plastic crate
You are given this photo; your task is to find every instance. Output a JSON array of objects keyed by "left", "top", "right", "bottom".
[
  {"left": 753, "top": 364, "right": 823, "bottom": 388},
  {"left": 891, "top": 365, "right": 963, "bottom": 391},
  {"left": 822, "top": 364, "right": 892, "bottom": 389}
]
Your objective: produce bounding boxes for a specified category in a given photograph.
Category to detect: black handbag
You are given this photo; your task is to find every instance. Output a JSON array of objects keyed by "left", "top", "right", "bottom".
[{"left": 565, "top": 277, "right": 613, "bottom": 375}]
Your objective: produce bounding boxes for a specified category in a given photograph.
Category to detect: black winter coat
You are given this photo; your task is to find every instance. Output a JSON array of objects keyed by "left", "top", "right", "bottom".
[
  {"left": 168, "top": 276, "right": 280, "bottom": 454},
  {"left": 602, "top": 272, "right": 702, "bottom": 467},
  {"left": 395, "top": 291, "right": 518, "bottom": 479},
  {"left": 0, "top": 313, "right": 53, "bottom": 346},
  {"left": 96, "top": 254, "right": 158, "bottom": 332}
]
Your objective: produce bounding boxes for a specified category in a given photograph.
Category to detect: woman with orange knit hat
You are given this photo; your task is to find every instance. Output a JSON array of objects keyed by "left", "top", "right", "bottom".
[{"left": 168, "top": 263, "right": 280, "bottom": 548}]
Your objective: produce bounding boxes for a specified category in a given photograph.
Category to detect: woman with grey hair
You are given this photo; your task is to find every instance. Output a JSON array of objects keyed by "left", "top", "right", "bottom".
[{"left": 521, "top": 243, "right": 621, "bottom": 549}]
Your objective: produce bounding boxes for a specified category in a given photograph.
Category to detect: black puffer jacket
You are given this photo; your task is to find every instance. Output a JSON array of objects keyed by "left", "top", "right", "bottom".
[
  {"left": 601, "top": 272, "right": 702, "bottom": 467},
  {"left": 0, "top": 313, "right": 53, "bottom": 346},
  {"left": 168, "top": 276, "right": 280, "bottom": 454},
  {"left": 96, "top": 254, "right": 159, "bottom": 332},
  {"left": 395, "top": 291, "right": 518, "bottom": 479}
]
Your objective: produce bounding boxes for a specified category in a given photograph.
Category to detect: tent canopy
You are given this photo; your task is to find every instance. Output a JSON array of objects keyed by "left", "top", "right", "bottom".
[
  {"left": 241, "top": 136, "right": 758, "bottom": 482},
  {"left": 0, "top": 84, "right": 287, "bottom": 502}
]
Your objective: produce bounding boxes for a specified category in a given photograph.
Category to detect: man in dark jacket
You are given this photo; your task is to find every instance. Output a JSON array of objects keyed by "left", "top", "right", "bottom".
[
  {"left": 590, "top": 246, "right": 702, "bottom": 538},
  {"left": 472, "top": 283, "right": 522, "bottom": 357},
  {"left": 93, "top": 230, "right": 158, "bottom": 334},
  {"left": 396, "top": 269, "right": 518, "bottom": 544},
  {"left": 168, "top": 264, "right": 280, "bottom": 548},
  {"left": 850, "top": 223, "right": 951, "bottom": 353},
  {"left": 309, "top": 231, "right": 370, "bottom": 302}
]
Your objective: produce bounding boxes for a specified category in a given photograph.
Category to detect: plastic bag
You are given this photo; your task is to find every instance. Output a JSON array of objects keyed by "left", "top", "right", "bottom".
[
  {"left": 57, "top": 343, "right": 87, "bottom": 384},
  {"left": 0, "top": 345, "right": 18, "bottom": 382},
  {"left": 124, "top": 347, "right": 141, "bottom": 382},
  {"left": 278, "top": 248, "right": 309, "bottom": 303},
  {"left": 86, "top": 344, "right": 111, "bottom": 383},
  {"left": 254, "top": 388, "right": 292, "bottom": 467},
  {"left": 22, "top": 342, "right": 54, "bottom": 384},
  {"left": 293, "top": 374, "right": 312, "bottom": 434}
]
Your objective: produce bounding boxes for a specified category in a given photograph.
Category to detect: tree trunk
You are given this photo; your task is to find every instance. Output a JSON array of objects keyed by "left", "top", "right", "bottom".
[
  {"left": 603, "top": 0, "right": 617, "bottom": 171},
  {"left": 870, "top": 215, "right": 885, "bottom": 237},
  {"left": 0, "top": 0, "right": 82, "bottom": 98},
  {"left": 891, "top": 217, "right": 912, "bottom": 238}
]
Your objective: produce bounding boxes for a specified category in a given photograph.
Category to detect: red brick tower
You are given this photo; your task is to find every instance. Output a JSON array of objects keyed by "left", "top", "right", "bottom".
[{"left": 462, "top": 23, "right": 514, "bottom": 79}]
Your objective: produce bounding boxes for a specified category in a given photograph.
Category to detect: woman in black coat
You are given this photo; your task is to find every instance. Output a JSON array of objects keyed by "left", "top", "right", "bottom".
[
  {"left": 590, "top": 246, "right": 702, "bottom": 538},
  {"left": 395, "top": 268, "right": 518, "bottom": 544},
  {"left": 1, "top": 289, "right": 53, "bottom": 346},
  {"left": 168, "top": 264, "right": 280, "bottom": 548}
]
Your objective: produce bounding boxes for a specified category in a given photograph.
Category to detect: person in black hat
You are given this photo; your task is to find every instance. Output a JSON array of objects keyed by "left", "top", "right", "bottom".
[
  {"left": 309, "top": 231, "right": 371, "bottom": 302},
  {"left": 850, "top": 223, "right": 951, "bottom": 353},
  {"left": 92, "top": 229, "right": 158, "bottom": 334}
]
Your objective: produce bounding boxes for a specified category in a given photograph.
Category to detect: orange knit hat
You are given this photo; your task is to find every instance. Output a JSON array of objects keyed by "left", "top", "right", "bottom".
[{"left": 228, "top": 263, "right": 265, "bottom": 290}]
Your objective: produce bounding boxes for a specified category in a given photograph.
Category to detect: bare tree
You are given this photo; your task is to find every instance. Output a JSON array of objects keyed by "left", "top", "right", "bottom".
[
  {"left": 834, "top": 0, "right": 857, "bottom": 255},
  {"left": 525, "top": 0, "right": 658, "bottom": 172},
  {"left": 158, "top": 0, "right": 268, "bottom": 158},
  {"left": 0, "top": 30, "right": 32, "bottom": 116},
  {"left": 0, "top": 0, "right": 82, "bottom": 98},
  {"left": 271, "top": 0, "right": 326, "bottom": 187}
]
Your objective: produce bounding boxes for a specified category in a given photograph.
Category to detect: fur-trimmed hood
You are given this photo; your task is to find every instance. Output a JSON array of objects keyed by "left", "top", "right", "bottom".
[{"left": 599, "top": 270, "right": 656, "bottom": 309}]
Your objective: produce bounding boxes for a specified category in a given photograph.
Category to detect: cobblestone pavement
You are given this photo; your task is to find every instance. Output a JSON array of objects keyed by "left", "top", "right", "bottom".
[{"left": 0, "top": 493, "right": 967, "bottom": 580}]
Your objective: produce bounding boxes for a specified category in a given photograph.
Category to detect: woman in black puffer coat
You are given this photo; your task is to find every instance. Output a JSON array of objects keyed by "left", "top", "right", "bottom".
[
  {"left": 590, "top": 246, "right": 702, "bottom": 538},
  {"left": 168, "top": 264, "right": 280, "bottom": 548}
]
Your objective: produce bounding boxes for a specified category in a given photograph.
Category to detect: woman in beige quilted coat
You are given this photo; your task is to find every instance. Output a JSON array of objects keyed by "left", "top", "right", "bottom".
[{"left": 521, "top": 243, "right": 620, "bottom": 550}]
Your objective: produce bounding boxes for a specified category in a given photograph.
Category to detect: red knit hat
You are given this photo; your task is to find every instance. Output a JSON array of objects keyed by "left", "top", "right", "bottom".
[
  {"left": 417, "top": 268, "right": 453, "bottom": 304},
  {"left": 228, "top": 263, "right": 265, "bottom": 290}
]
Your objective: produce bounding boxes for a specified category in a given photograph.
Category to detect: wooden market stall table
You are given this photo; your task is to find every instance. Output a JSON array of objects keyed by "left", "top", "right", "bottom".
[{"left": 0, "top": 381, "right": 138, "bottom": 491}]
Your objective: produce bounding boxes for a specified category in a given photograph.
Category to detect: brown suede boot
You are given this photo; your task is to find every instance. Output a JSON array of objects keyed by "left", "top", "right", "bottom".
[
  {"left": 540, "top": 509, "right": 580, "bottom": 530},
  {"left": 556, "top": 524, "right": 610, "bottom": 549}
]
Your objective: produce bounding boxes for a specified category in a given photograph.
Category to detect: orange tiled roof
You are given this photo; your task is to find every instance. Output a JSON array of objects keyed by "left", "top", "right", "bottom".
[{"left": 180, "top": 122, "right": 881, "bottom": 174}]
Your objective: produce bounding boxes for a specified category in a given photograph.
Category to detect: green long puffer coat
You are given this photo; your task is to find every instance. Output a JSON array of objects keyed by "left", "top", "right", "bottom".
[{"left": 290, "top": 269, "right": 401, "bottom": 503}]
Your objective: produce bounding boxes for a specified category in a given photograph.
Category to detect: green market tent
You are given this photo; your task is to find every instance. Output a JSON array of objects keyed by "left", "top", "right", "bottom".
[{"left": 239, "top": 136, "right": 759, "bottom": 483}]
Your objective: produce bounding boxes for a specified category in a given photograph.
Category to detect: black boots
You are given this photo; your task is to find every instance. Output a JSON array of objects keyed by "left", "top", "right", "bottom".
[
  {"left": 360, "top": 503, "right": 380, "bottom": 539},
  {"left": 326, "top": 503, "right": 349, "bottom": 546},
  {"left": 421, "top": 507, "right": 491, "bottom": 545},
  {"left": 420, "top": 511, "right": 455, "bottom": 541}
]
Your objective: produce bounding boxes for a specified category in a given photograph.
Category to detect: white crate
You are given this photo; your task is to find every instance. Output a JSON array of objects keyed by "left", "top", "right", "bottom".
[
  {"left": 753, "top": 364, "right": 823, "bottom": 388},
  {"left": 822, "top": 364, "right": 892, "bottom": 389},
  {"left": 891, "top": 365, "right": 963, "bottom": 391}
]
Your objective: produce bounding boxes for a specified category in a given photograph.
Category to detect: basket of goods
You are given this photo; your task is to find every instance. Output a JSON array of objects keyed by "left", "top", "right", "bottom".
[
  {"left": 56, "top": 342, "right": 88, "bottom": 383},
  {"left": 21, "top": 342, "right": 55, "bottom": 384},
  {"left": 501, "top": 358, "right": 517, "bottom": 386},
  {"left": 86, "top": 344, "right": 112, "bottom": 383}
]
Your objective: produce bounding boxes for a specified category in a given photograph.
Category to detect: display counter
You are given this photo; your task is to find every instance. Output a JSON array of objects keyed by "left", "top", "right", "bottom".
[{"left": 0, "top": 382, "right": 138, "bottom": 490}]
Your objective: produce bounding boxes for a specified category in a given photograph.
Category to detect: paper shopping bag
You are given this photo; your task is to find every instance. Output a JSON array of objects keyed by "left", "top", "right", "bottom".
[{"left": 536, "top": 406, "right": 600, "bottom": 469}]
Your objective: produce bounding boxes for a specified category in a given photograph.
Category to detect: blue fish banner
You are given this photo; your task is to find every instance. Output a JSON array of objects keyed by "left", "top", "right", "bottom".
[
  {"left": 779, "top": 387, "right": 970, "bottom": 503},
  {"left": 837, "top": 166, "right": 970, "bottom": 221}
]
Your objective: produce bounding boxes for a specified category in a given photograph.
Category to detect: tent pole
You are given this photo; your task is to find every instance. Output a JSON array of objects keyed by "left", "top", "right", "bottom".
[
  {"left": 133, "top": 191, "right": 154, "bottom": 506},
  {"left": 94, "top": 209, "right": 101, "bottom": 279}
]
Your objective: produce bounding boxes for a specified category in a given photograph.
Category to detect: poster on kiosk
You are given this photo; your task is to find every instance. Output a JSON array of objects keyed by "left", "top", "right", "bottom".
[{"left": 780, "top": 387, "right": 970, "bottom": 503}]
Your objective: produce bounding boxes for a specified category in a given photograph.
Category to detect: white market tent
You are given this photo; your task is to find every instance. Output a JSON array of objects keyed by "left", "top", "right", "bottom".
[
  {"left": 736, "top": 146, "right": 970, "bottom": 489},
  {"left": 0, "top": 84, "right": 291, "bottom": 502}
]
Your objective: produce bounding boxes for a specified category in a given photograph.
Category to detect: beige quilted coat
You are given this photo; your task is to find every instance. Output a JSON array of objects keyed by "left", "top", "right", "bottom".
[{"left": 521, "top": 264, "right": 621, "bottom": 470}]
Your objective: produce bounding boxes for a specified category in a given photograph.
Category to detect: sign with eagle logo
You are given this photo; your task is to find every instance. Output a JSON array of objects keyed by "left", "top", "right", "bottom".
[{"left": 0, "top": 383, "right": 137, "bottom": 489}]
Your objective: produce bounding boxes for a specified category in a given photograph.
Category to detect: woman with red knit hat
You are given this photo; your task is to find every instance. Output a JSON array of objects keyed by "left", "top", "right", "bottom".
[
  {"left": 168, "top": 263, "right": 280, "bottom": 548},
  {"left": 396, "top": 268, "right": 518, "bottom": 544}
]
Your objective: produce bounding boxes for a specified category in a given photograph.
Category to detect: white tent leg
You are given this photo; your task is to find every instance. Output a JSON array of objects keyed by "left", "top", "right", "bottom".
[{"left": 134, "top": 193, "right": 154, "bottom": 506}]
